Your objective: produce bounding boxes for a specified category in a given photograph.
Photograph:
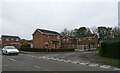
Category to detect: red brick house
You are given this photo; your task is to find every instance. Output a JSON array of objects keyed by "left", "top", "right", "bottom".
[
  {"left": 61, "top": 34, "right": 98, "bottom": 50},
  {"left": 33, "top": 29, "right": 61, "bottom": 49},
  {"left": 77, "top": 34, "right": 98, "bottom": 50},
  {"left": 61, "top": 36, "right": 77, "bottom": 49},
  {"left": 1, "top": 35, "right": 21, "bottom": 48}
]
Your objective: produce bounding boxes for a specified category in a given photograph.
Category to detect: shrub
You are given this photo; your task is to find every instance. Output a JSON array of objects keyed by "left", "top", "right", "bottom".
[
  {"left": 99, "top": 40, "right": 120, "bottom": 59},
  {"left": 20, "top": 48, "right": 75, "bottom": 52}
]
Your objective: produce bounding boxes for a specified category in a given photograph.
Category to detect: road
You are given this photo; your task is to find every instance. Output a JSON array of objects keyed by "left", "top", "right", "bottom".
[{"left": 2, "top": 51, "right": 120, "bottom": 72}]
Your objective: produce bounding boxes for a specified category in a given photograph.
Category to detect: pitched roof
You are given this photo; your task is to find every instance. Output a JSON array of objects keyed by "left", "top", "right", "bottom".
[
  {"left": 34, "top": 29, "right": 60, "bottom": 35},
  {"left": 1, "top": 35, "right": 20, "bottom": 39}
]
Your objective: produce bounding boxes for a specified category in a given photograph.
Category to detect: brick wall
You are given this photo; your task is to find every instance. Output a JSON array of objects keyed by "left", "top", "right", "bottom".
[
  {"left": 33, "top": 30, "right": 61, "bottom": 49},
  {"left": 1, "top": 38, "right": 20, "bottom": 48}
]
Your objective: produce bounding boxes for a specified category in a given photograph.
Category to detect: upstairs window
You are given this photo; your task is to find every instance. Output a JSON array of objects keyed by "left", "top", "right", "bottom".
[
  {"left": 45, "top": 34, "right": 49, "bottom": 38},
  {"left": 63, "top": 39, "right": 65, "bottom": 41},
  {"left": 16, "top": 39, "right": 19, "bottom": 41},
  {"left": 57, "top": 35, "right": 60, "bottom": 39},
  {"left": 6, "top": 38, "right": 9, "bottom": 41},
  {"left": 66, "top": 39, "right": 69, "bottom": 42},
  {"left": 11, "top": 38, "right": 14, "bottom": 41}
]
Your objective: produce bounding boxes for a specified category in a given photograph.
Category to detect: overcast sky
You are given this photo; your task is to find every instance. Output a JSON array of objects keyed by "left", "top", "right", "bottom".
[{"left": 0, "top": 0, "right": 119, "bottom": 40}]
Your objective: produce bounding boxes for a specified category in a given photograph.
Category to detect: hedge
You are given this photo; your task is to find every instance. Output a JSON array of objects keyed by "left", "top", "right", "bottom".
[
  {"left": 20, "top": 48, "right": 75, "bottom": 52},
  {"left": 99, "top": 40, "right": 120, "bottom": 59}
]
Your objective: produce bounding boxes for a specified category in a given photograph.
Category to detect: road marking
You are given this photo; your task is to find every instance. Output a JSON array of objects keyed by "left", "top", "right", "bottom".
[
  {"left": 100, "top": 65, "right": 111, "bottom": 69},
  {"left": 89, "top": 63, "right": 99, "bottom": 67},
  {"left": 71, "top": 61, "right": 80, "bottom": 64},
  {"left": 34, "top": 66, "right": 41, "bottom": 69},
  {"left": 39, "top": 57, "right": 42, "bottom": 58},
  {"left": 42, "top": 56, "right": 46, "bottom": 59},
  {"left": 79, "top": 62, "right": 89, "bottom": 65},
  {"left": 71, "top": 61, "right": 78, "bottom": 64},
  {"left": 19, "top": 54, "right": 116, "bottom": 70},
  {"left": 56, "top": 58, "right": 60, "bottom": 61},
  {"left": 3, "top": 65, "right": 9, "bottom": 67},
  {"left": 9, "top": 59, "right": 16, "bottom": 61},
  {"left": 63, "top": 60, "right": 72, "bottom": 63},
  {"left": 114, "top": 68, "right": 120, "bottom": 70},
  {"left": 62, "top": 59, "right": 66, "bottom": 62}
]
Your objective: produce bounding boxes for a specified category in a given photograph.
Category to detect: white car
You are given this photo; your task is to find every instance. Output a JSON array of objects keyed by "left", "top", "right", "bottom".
[{"left": 2, "top": 46, "right": 19, "bottom": 55}]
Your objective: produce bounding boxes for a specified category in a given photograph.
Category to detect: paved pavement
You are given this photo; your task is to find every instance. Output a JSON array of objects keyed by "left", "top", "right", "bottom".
[{"left": 2, "top": 51, "right": 120, "bottom": 72}]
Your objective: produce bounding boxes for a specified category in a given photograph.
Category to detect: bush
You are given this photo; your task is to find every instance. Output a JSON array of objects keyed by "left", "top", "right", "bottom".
[
  {"left": 99, "top": 40, "right": 120, "bottom": 59},
  {"left": 20, "top": 48, "right": 75, "bottom": 52}
]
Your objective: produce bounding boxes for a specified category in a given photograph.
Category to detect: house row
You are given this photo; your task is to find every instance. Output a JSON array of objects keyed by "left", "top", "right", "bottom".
[
  {"left": 0, "top": 35, "right": 32, "bottom": 49},
  {"left": 61, "top": 35, "right": 98, "bottom": 50},
  {"left": 0, "top": 35, "right": 21, "bottom": 48},
  {"left": 0, "top": 28, "right": 99, "bottom": 50},
  {"left": 33, "top": 29, "right": 98, "bottom": 50}
]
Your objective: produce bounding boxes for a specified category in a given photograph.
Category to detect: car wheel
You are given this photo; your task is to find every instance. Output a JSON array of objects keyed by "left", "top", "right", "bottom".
[
  {"left": 16, "top": 53, "right": 18, "bottom": 55},
  {"left": 5, "top": 51, "right": 9, "bottom": 55},
  {"left": 2, "top": 52, "right": 4, "bottom": 55}
]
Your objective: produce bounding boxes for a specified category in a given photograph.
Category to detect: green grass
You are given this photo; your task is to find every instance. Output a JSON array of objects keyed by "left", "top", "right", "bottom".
[
  {"left": 103, "top": 58, "right": 120, "bottom": 66},
  {"left": 95, "top": 50, "right": 120, "bottom": 67}
]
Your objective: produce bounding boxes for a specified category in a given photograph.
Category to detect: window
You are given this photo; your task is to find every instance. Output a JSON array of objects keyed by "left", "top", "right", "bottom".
[
  {"left": 6, "top": 38, "right": 9, "bottom": 41},
  {"left": 57, "top": 35, "right": 60, "bottom": 39},
  {"left": 16, "top": 39, "right": 19, "bottom": 41},
  {"left": 45, "top": 42, "right": 49, "bottom": 48},
  {"left": 11, "top": 38, "right": 14, "bottom": 41},
  {"left": 63, "top": 39, "right": 65, "bottom": 41},
  {"left": 66, "top": 39, "right": 69, "bottom": 42},
  {"left": 45, "top": 34, "right": 49, "bottom": 38}
]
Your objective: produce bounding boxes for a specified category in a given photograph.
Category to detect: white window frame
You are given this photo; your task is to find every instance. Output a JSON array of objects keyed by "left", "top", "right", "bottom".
[
  {"left": 6, "top": 38, "right": 9, "bottom": 41},
  {"left": 45, "top": 34, "right": 49, "bottom": 38},
  {"left": 57, "top": 35, "right": 60, "bottom": 39},
  {"left": 16, "top": 39, "right": 19, "bottom": 41},
  {"left": 63, "top": 39, "right": 65, "bottom": 41},
  {"left": 11, "top": 38, "right": 14, "bottom": 41},
  {"left": 66, "top": 39, "right": 69, "bottom": 42}
]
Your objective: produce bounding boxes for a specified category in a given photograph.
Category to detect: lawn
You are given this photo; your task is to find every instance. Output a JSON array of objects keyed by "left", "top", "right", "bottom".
[{"left": 89, "top": 50, "right": 120, "bottom": 68}]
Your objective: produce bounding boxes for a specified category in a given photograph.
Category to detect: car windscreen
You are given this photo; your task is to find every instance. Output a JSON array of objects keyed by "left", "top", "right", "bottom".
[{"left": 6, "top": 47, "right": 15, "bottom": 49}]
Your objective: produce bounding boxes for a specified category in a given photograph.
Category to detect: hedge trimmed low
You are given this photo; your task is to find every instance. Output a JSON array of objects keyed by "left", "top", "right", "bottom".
[{"left": 20, "top": 48, "right": 75, "bottom": 52}]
